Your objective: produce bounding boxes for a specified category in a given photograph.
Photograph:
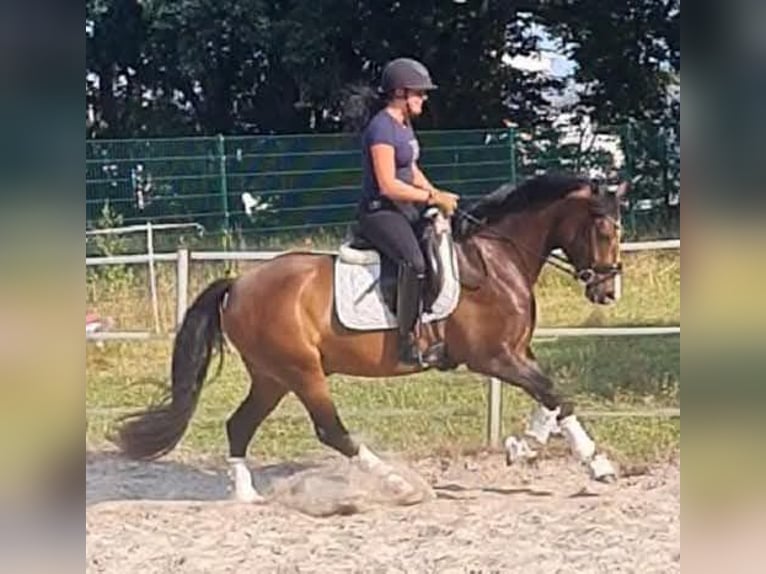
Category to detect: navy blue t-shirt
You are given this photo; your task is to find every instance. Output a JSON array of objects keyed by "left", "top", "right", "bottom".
[{"left": 360, "top": 109, "right": 421, "bottom": 204}]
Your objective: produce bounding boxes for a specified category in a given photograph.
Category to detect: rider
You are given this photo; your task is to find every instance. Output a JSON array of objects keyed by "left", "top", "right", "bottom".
[{"left": 354, "top": 57, "right": 460, "bottom": 366}]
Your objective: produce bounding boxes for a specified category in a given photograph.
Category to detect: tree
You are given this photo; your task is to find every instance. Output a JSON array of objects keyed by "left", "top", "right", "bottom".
[
  {"left": 86, "top": 0, "right": 568, "bottom": 137},
  {"left": 86, "top": 0, "right": 147, "bottom": 137},
  {"left": 543, "top": 0, "right": 680, "bottom": 127}
]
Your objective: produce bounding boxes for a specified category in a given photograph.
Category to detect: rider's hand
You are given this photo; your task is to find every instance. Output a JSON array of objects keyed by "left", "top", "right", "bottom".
[{"left": 432, "top": 189, "right": 459, "bottom": 217}]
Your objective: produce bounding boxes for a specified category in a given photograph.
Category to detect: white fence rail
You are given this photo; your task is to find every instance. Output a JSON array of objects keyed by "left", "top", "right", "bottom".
[
  {"left": 86, "top": 238, "right": 681, "bottom": 447},
  {"left": 84, "top": 239, "right": 681, "bottom": 267}
]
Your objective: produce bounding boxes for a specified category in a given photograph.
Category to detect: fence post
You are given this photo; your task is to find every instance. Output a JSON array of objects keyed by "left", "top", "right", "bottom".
[
  {"left": 487, "top": 377, "right": 503, "bottom": 449},
  {"left": 624, "top": 122, "right": 638, "bottom": 235},
  {"left": 146, "top": 221, "right": 161, "bottom": 333},
  {"left": 176, "top": 248, "right": 190, "bottom": 329},
  {"left": 217, "top": 134, "right": 231, "bottom": 251},
  {"left": 508, "top": 126, "right": 517, "bottom": 185}
]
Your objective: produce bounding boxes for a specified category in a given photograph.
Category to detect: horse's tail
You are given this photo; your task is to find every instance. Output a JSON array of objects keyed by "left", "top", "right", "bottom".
[{"left": 114, "top": 278, "right": 234, "bottom": 460}]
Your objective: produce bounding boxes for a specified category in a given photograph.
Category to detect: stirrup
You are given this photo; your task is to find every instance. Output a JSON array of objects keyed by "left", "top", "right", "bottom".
[
  {"left": 420, "top": 340, "right": 446, "bottom": 367},
  {"left": 397, "top": 335, "right": 446, "bottom": 369},
  {"left": 398, "top": 335, "right": 423, "bottom": 366}
]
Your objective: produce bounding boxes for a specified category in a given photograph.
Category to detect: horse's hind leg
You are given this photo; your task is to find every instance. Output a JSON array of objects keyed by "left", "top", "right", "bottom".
[
  {"left": 226, "top": 367, "right": 287, "bottom": 502},
  {"left": 285, "top": 361, "right": 419, "bottom": 495}
]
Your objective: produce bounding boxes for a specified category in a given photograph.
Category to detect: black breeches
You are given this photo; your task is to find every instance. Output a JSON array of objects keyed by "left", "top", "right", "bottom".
[{"left": 357, "top": 207, "right": 426, "bottom": 275}]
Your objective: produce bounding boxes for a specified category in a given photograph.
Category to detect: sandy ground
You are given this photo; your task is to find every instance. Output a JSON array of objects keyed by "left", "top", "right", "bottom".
[{"left": 86, "top": 450, "right": 679, "bottom": 573}]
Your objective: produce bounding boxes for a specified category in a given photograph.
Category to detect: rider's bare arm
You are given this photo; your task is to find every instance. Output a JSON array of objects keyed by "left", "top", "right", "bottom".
[
  {"left": 370, "top": 143, "right": 431, "bottom": 203},
  {"left": 412, "top": 162, "right": 437, "bottom": 194}
]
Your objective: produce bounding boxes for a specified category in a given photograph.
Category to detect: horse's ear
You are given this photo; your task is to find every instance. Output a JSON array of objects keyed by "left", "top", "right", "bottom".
[{"left": 570, "top": 183, "right": 594, "bottom": 198}]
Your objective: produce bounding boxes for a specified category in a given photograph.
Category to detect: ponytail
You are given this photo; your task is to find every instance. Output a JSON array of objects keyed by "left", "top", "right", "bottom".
[{"left": 341, "top": 84, "right": 385, "bottom": 133}]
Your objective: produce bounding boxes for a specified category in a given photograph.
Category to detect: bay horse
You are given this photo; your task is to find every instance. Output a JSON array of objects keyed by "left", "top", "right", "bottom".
[{"left": 116, "top": 173, "right": 628, "bottom": 501}]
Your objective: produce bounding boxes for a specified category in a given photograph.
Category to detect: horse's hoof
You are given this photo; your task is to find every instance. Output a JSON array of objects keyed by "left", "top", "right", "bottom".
[
  {"left": 596, "top": 473, "right": 617, "bottom": 484},
  {"left": 232, "top": 488, "right": 267, "bottom": 504},
  {"left": 589, "top": 453, "right": 618, "bottom": 483},
  {"left": 504, "top": 436, "right": 538, "bottom": 466}
]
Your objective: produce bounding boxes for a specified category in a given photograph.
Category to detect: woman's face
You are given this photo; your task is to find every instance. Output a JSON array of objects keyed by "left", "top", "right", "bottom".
[
  {"left": 405, "top": 89, "right": 428, "bottom": 116},
  {"left": 392, "top": 88, "right": 428, "bottom": 117}
]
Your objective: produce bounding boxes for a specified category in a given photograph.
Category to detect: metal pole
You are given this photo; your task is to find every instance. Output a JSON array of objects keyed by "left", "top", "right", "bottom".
[
  {"left": 615, "top": 189, "right": 624, "bottom": 300},
  {"left": 146, "top": 221, "right": 161, "bottom": 333},
  {"left": 487, "top": 377, "right": 503, "bottom": 449},
  {"left": 618, "top": 121, "right": 633, "bottom": 296},
  {"left": 217, "top": 134, "right": 231, "bottom": 251},
  {"left": 508, "top": 126, "right": 517, "bottom": 185},
  {"left": 624, "top": 122, "right": 637, "bottom": 234},
  {"left": 176, "top": 248, "right": 189, "bottom": 329}
]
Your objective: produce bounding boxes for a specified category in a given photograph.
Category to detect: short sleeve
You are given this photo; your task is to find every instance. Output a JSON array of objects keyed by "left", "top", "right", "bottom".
[{"left": 364, "top": 114, "right": 396, "bottom": 147}]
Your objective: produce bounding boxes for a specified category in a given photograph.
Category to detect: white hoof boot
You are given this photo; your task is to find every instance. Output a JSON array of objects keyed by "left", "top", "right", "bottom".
[
  {"left": 559, "top": 415, "right": 595, "bottom": 461},
  {"left": 504, "top": 436, "right": 538, "bottom": 465},
  {"left": 355, "top": 444, "right": 389, "bottom": 475},
  {"left": 235, "top": 485, "right": 266, "bottom": 504},
  {"left": 228, "top": 458, "right": 266, "bottom": 503},
  {"left": 355, "top": 444, "right": 414, "bottom": 496},
  {"left": 588, "top": 453, "right": 617, "bottom": 482},
  {"left": 524, "top": 405, "right": 561, "bottom": 445}
]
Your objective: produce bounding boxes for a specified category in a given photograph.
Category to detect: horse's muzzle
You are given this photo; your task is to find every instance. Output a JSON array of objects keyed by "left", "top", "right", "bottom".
[{"left": 581, "top": 263, "right": 622, "bottom": 305}]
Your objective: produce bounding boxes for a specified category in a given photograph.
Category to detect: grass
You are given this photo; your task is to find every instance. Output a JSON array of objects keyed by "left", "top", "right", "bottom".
[
  {"left": 86, "top": 335, "right": 680, "bottom": 465},
  {"left": 86, "top": 247, "right": 680, "bottom": 465}
]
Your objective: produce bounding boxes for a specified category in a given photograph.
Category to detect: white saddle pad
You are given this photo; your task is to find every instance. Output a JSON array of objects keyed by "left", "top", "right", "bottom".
[{"left": 334, "top": 229, "right": 461, "bottom": 331}]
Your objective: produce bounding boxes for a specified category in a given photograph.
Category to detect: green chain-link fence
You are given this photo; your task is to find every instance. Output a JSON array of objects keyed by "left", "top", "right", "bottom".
[{"left": 86, "top": 123, "right": 679, "bottom": 254}]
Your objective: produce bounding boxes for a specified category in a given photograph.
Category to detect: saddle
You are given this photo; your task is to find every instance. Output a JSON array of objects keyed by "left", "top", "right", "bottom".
[
  {"left": 333, "top": 208, "right": 461, "bottom": 333},
  {"left": 340, "top": 208, "right": 446, "bottom": 316}
]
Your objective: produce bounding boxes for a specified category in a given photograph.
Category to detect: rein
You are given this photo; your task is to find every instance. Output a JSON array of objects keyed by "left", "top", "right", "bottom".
[{"left": 455, "top": 208, "right": 622, "bottom": 286}]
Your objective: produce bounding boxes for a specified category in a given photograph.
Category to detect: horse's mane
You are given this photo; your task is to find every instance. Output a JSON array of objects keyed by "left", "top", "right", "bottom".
[{"left": 454, "top": 172, "right": 604, "bottom": 239}]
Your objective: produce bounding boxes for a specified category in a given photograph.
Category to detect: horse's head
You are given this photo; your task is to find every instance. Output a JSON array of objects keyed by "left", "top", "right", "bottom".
[{"left": 557, "top": 180, "right": 629, "bottom": 305}]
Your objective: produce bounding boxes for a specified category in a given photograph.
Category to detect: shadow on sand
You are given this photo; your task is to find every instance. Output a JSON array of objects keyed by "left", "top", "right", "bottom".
[{"left": 86, "top": 451, "right": 433, "bottom": 516}]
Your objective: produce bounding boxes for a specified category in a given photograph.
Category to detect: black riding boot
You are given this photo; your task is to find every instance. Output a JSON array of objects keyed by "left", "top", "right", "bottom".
[{"left": 396, "top": 264, "right": 425, "bottom": 366}]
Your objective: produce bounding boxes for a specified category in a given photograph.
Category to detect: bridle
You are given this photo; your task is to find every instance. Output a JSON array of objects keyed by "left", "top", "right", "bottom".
[{"left": 455, "top": 208, "right": 623, "bottom": 288}]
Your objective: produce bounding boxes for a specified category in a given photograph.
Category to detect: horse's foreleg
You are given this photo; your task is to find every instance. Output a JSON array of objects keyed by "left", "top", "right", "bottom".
[
  {"left": 481, "top": 352, "right": 616, "bottom": 481},
  {"left": 226, "top": 372, "right": 287, "bottom": 502}
]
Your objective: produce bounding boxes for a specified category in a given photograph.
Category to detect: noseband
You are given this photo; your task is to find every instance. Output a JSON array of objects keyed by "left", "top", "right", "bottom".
[{"left": 575, "top": 262, "right": 623, "bottom": 288}]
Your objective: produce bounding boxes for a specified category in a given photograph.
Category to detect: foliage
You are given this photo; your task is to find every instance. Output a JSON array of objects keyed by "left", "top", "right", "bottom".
[
  {"left": 86, "top": 2, "right": 681, "bottom": 239},
  {"left": 86, "top": 201, "right": 137, "bottom": 301},
  {"left": 86, "top": 1, "right": 680, "bottom": 138},
  {"left": 542, "top": 0, "right": 680, "bottom": 128}
]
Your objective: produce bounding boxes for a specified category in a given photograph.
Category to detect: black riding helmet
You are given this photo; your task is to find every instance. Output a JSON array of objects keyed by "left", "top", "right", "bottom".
[{"left": 380, "top": 58, "right": 438, "bottom": 94}]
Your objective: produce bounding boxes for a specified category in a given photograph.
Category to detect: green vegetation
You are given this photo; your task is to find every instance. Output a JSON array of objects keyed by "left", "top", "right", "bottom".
[{"left": 86, "top": 335, "right": 679, "bottom": 464}]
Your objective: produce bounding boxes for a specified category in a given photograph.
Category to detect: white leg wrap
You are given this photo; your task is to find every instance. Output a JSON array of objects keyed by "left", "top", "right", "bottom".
[
  {"left": 589, "top": 453, "right": 617, "bottom": 480},
  {"left": 354, "top": 444, "right": 389, "bottom": 475},
  {"left": 524, "top": 405, "right": 561, "bottom": 445},
  {"left": 228, "top": 458, "right": 264, "bottom": 503},
  {"left": 354, "top": 444, "right": 414, "bottom": 495},
  {"left": 559, "top": 415, "right": 596, "bottom": 462}
]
